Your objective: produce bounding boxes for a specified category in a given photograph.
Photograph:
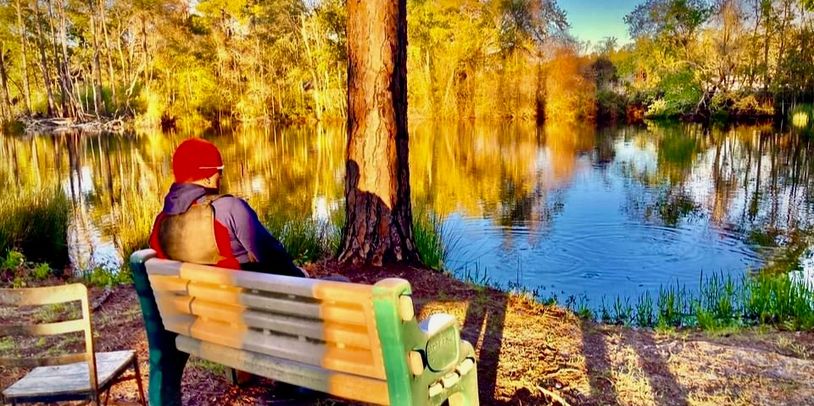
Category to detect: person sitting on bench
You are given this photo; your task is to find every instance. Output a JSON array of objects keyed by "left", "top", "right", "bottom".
[{"left": 149, "top": 138, "right": 307, "bottom": 277}]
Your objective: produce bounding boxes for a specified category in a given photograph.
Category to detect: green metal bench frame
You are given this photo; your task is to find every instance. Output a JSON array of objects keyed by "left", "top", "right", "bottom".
[{"left": 130, "top": 249, "right": 479, "bottom": 405}]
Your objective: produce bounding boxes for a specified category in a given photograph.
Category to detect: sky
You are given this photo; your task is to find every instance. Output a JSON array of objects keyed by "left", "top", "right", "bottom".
[{"left": 558, "top": 0, "right": 637, "bottom": 48}]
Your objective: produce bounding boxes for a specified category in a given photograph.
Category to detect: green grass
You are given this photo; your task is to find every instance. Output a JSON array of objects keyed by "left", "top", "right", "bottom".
[
  {"left": 81, "top": 266, "right": 133, "bottom": 287},
  {"left": 0, "top": 187, "right": 69, "bottom": 270},
  {"left": 412, "top": 210, "right": 450, "bottom": 271},
  {"left": 448, "top": 236, "right": 814, "bottom": 333},
  {"left": 189, "top": 357, "right": 228, "bottom": 376},
  {"left": 113, "top": 190, "right": 162, "bottom": 272},
  {"left": 262, "top": 212, "right": 339, "bottom": 265},
  {"left": 0, "top": 337, "right": 13, "bottom": 352},
  {"left": 260, "top": 206, "right": 451, "bottom": 269},
  {"left": 579, "top": 272, "right": 814, "bottom": 331}
]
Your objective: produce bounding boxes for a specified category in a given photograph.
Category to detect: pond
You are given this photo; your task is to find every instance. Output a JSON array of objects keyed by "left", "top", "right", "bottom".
[{"left": 1, "top": 121, "right": 811, "bottom": 304}]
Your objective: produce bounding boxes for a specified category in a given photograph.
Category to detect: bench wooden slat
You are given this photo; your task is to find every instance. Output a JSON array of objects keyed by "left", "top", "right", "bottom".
[
  {"left": 149, "top": 277, "right": 370, "bottom": 326},
  {"left": 154, "top": 294, "right": 374, "bottom": 350},
  {"left": 240, "top": 293, "right": 368, "bottom": 326},
  {"left": 1, "top": 319, "right": 86, "bottom": 337},
  {"left": 146, "top": 275, "right": 188, "bottom": 293},
  {"left": 162, "top": 314, "right": 385, "bottom": 380},
  {"left": 149, "top": 272, "right": 370, "bottom": 312},
  {"left": 176, "top": 336, "right": 389, "bottom": 405},
  {"left": 146, "top": 261, "right": 318, "bottom": 298},
  {"left": 146, "top": 260, "right": 375, "bottom": 302}
]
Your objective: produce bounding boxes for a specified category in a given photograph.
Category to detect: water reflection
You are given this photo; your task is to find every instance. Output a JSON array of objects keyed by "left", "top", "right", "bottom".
[{"left": 0, "top": 122, "right": 811, "bottom": 302}]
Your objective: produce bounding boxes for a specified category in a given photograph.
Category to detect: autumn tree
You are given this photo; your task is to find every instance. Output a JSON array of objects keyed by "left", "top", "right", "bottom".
[{"left": 337, "top": 0, "right": 418, "bottom": 266}]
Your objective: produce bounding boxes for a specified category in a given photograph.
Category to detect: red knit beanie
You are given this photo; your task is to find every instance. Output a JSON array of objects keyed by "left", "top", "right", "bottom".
[{"left": 172, "top": 138, "right": 223, "bottom": 183}]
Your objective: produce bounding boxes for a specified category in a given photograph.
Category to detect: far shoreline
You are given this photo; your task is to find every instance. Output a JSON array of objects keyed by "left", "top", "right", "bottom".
[{"left": 2, "top": 111, "right": 801, "bottom": 136}]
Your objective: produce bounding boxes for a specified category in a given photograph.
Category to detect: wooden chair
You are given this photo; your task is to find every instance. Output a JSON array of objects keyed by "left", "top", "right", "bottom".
[{"left": 0, "top": 283, "right": 146, "bottom": 406}]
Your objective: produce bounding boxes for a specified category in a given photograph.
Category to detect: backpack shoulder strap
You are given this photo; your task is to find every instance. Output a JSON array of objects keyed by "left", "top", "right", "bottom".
[{"left": 197, "top": 194, "right": 233, "bottom": 206}]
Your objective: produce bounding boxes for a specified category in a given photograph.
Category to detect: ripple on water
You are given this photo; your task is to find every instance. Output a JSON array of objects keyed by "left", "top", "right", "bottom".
[{"left": 448, "top": 217, "right": 763, "bottom": 301}]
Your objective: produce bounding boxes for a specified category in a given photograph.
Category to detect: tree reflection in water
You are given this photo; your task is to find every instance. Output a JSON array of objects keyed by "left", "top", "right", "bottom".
[{"left": 0, "top": 121, "right": 811, "bottom": 301}]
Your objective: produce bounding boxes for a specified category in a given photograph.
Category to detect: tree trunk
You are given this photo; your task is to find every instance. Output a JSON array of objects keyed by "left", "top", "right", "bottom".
[
  {"left": 747, "top": 0, "right": 761, "bottom": 89},
  {"left": 141, "top": 15, "right": 149, "bottom": 83},
  {"left": 761, "top": 1, "right": 771, "bottom": 95},
  {"left": 773, "top": 0, "right": 792, "bottom": 90},
  {"left": 14, "top": 0, "right": 33, "bottom": 114},
  {"left": 88, "top": 1, "right": 105, "bottom": 115},
  {"left": 338, "top": 0, "right": 418, "bottom": 266},
  {"left": 46, "top": 0, "right": 69, "bottom": 117},
  {"left": 33, "top": 2, "right": 57, "bottom": 116},
  {"left": 0, "top": 47, "right": 12, "bottom": 121},
  {"left": 100, "top": 1, "right": 116, "bottom": 109},
  {"left": 57, "top": 0, "right": 80, "bottom": 118}
]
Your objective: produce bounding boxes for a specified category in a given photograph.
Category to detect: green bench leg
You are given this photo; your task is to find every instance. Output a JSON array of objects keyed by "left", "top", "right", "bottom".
[{"left": 131, "top": 251, "right": 189, "bottom": 406}]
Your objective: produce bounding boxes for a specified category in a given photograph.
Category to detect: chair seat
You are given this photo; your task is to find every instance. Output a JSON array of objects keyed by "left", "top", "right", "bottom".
[{"left": 2, "top": 350, "right": 135, "bottom": 400}]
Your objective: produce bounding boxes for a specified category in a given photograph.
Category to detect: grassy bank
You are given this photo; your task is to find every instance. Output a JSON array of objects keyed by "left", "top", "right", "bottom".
[
  {"left": 259, "top": 206, "right": 450, "bottom": 269},
  {"left": 0, "top": 188, "right": 69, "bottom": 271},
  {"left": 113, "top": 191, "right": 163, "bottom": 271},
  {"left": 412, "top": 210, "right": 450, "bottom": 270},
  {"left": 456, "top": 264, "right": 814, "bottom": 333},
  {"left": 449, "top": 248, "right": 814, "bottom": 332},
  {"left": 262, "top": 214, "right": 340, "bottom": 265},
  {"left": 581, "top": 272, "right": 814, "bottom": 331}
]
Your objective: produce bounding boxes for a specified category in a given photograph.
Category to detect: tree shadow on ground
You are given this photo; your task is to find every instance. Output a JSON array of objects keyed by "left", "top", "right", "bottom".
[
  {"left": 335, "top": 263, "right": 695, "bottom": 405},
  {"left": 579, "top": 321, "right": 689, "bottom": 406},
  {"left": 458, "top": 287, "right": 508, "bottom": 402}
]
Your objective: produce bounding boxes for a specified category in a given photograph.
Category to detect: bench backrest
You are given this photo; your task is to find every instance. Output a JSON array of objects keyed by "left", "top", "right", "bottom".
[
  {"left": 0, "top": 284, "right": 99, "bottom": 394},
  {"left": 133, "top": 249, "right": 478, "bottom": 406},
  {"left": 144, "top": 257, "right": 388, "bottom": 380}
]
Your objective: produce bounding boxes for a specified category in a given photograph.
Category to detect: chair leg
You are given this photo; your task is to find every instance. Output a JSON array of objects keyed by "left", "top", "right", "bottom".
[
  {"left": 102, "top": 388, "right": 111, "bottom": 406},
  {"left": 133, "top": 357, "right": 147, "bottom": 406}
]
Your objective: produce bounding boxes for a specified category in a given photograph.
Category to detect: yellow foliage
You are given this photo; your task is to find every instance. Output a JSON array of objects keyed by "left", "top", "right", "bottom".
[
  {"left": 792, "top": 112, "right": 809, "bottom": 129},
  {"left": 543, "top": 47, "right": 597, "bottom": 124}
]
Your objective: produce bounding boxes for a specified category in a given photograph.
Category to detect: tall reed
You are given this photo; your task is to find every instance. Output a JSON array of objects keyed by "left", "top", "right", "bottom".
[
  {"left": 412, "top": 210, "right": 449, "bottom": 271},
  {"left": 583, "top": 272, "right": 814, "bottom": 331},
  {"left": 0, "top": 188, "right": 69, "bottom": 270},
  {"left": 261, "top": 211, "right": 340, "bottom": 265}
]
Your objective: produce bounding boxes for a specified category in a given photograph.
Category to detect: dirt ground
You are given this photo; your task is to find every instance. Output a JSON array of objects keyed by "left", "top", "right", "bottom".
[{"left": 3, "top": 263, "right": 814, "bottom": 405}]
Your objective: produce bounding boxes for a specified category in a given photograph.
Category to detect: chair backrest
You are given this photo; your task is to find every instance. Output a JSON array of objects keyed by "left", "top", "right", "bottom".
[
  {"left": 0, "top": 284, "right": 98, "bottom": 393},
  {"left": 144, "top": 258, "right": 387, "bottom": 380}
]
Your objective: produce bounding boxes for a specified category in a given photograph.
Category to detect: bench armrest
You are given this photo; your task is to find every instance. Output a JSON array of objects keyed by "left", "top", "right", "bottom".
[
  {"left": 412, "top": 312, "right": 477, "bottom": 405},
  {"left": 418, "top": 314, "right": 456, "bottom": 337},
  {"left": 371, "top": 278, "right": 480, "bottom": 405}
]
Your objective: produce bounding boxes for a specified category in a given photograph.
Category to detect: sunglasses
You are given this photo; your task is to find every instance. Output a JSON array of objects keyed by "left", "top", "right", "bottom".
[{"left": 199, "top": 165, "right": 224, "bottom": 174}]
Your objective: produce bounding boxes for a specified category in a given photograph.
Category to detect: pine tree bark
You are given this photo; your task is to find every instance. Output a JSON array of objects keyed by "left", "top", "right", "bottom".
[{"left": 338, "top": 0, "right": 419, "bottom": 266}]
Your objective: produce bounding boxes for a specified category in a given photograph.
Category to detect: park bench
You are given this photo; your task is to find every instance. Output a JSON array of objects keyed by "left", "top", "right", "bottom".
[{"left": 130, "top": 249, "right": 479, "bottom": 405}]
